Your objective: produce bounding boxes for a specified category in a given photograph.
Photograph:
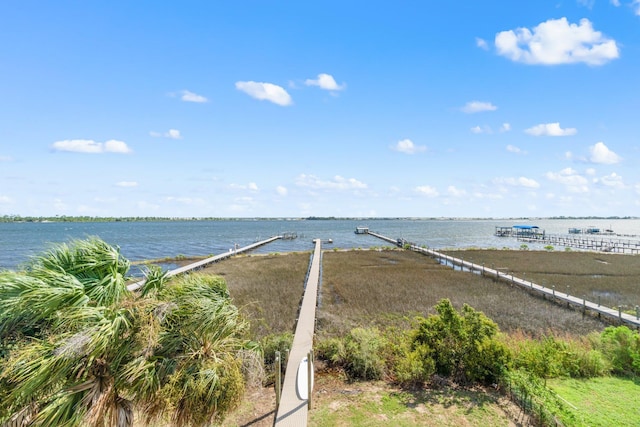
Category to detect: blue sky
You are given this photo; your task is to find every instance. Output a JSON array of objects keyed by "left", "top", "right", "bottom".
[{"left": 1, "top": 0, "right": 639, "bottom": 218}]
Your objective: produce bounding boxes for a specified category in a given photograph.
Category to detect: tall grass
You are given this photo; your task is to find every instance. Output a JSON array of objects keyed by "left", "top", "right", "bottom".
[
  {"left": 320, "top": 250, "right": 605, "bottom": 337},
  {"left": 444, "top": 249, "right": 640, "bottom": 309},
  {"left": 201, "top": 252, "right": 310, "bottom": 339}
]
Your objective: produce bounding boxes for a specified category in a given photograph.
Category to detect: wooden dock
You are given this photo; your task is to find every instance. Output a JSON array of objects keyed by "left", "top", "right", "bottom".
[
  {"left": 274, "top": 239, "right": 322, "bottom": 427},
  {"left": 367, "top": 231, "right": 640, "bottom": 329},
  {"left": 126, "top": 235, "right": 282, "bottom": 291},
  {"left": 517, "top": 234, "right": 640, "bottom": 254}
]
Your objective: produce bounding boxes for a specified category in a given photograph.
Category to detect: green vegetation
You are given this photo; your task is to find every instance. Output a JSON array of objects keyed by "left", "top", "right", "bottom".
[
  {"left": 444, "top": 249, "right": 640, "bottom": 309},
  {"left": 548, "top": 377, "right": 640, "bottom": 426},
  {"left": 315, "top": 305, "right": 640, "bottom": 426},
  {"left": 202, "top": 249, "right": 640, "bottom": 426},
  {"left": 0, "top": 238, "right": 255, "bottom": 427},
  {"left": 6, "top": 246, "right": 632, "bottom": 426}
]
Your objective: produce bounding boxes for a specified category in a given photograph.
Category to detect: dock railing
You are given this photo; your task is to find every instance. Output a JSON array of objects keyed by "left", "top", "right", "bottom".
[
  {"left": 127, "top": 235, "right": 282, "bottom": 291},
  {"left": 366, "top": 231, "right": 640, "bottom": 329},
  {"left": 415, "top": 245, "right": 640, "bottom": 329}
]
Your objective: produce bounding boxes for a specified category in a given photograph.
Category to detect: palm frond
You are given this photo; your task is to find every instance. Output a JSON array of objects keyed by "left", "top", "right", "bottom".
[{"left": 140, "top": 265, "right": 169, "bottom": 297}]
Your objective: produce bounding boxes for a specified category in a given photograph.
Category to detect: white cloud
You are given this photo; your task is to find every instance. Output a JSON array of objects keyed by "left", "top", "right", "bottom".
[
  {"left": 229, "top": 182, "right": 260, "bottom": 192},
  {"left": 116, "top": 181, "right": 138, "bottom": 187},
  {"left": 493, "top": 176, "right": 540, "bottom": 188},
  {"left": 525, "top": 122, "right": 577, "bottom": 136},
  {"left": 461, "top": 101, "right": 497, "bottom": 113},
  {"left": 0, "top": 195, "right": 13, "bottom": 204},
  {"left": 304, "top": 73, "right": 346, "bottom": 91},
  {"left": 471, "top": 125, "right": 492, "bottom": 134},
  {"left": 634, "top": 0, "right": 640, "bottom": 15},
  {"left": 611, "top": 0, "right": 621, "bottom": 6},
  {"left": 447, "top": 186, "right": 467, "bottom": 197},
  {"left": 586, "top": 168, "right": 596, "bottom": 176},
  {"left": 414, "top": 185, "right": 439, "bottom": 197},
  {"left": 475, "top": 37, "right": 489, "bottom": 50},
  {"left": 276, "top": 186, "right": 288, "bottom": 196},
  {"left": 391, "top": 139, "right": 426, "bottom": 154},
  {"left": 150, "top": 129, "right": 182, "bottom": 139},
  {"left": 506, "top": 144, "right": 524, "bottom": 154},
  {"left": 589, "top": 142, "right": 622, "bottom": 164},
  {"left": 295, "top": 174, "right": 367, "bottom": 190},
  {"left": 235, "top": 81, "right": 293, "bottom": 106},
  {"left": 180, "top": 90, "right": 208, "bottom": 103},
  {"left": 495, "top": 18, "right": 619, "bottom": 66},
  {"left": 635, "top": 183, "right": 640, "bottom": 194},
  {"left": 545, "top": 167, "right": 589, "bottom": 192},
  {"left": 500, "top": 123, "right": 511, "bottom": 132},
  {"left": 52, "top": 139, "right": 132, "bottom": 154},
  {"left": 594, "top": 172, "right": 625, "bottom": 189}
]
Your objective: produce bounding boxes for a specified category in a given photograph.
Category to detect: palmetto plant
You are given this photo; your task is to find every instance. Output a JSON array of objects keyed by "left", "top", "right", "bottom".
[{"left": 0, "top": 238, "right": 252, "bottom": 427}]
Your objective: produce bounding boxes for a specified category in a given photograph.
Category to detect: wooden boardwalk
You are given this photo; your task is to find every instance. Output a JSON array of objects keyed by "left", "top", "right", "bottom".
[
  {"left": 126, "top": 235, "right": 281, "bottom": 291},
  {"left": 517, "top": 234, "right": 640, "bottom": 254},
  {"left": 274, "top": 239, "right": 322, "bottom": 427},
  {"left": 367, "top": 231, "right": 640, "bottom": 329}
]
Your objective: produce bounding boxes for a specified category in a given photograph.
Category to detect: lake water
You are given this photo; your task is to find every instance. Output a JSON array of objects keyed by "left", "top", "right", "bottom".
[{"left": 1, "top": 218, "right": 639, "bottom": 271}]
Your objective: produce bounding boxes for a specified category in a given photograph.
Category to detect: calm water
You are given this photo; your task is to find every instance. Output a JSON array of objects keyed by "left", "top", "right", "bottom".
[{"left": 1, "top": 218, "right": 639, "bottom": 270}]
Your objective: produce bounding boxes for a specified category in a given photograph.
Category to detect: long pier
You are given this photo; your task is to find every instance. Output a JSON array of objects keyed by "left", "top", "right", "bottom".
[
  {"left": 126, "top": 235, "right": 281, "bottom": 291},
  {"left": 274, "top": 239, "right": 322, "bottom": 426},
  {"left": 367, "top": 231, "right": 640, "bottom": 329},
  {"left": 518, "top": 234, "right": 640, "bottom": 254}
]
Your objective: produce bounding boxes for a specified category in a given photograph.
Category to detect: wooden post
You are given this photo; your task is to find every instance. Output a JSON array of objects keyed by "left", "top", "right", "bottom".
[
  {"left": 618, "top": 306, "right": 622, "bottom": 320},
  {"left": 307, "top": 351, "right": 313, "bottom": 410},
  {"left": 552, "top": 286, "right": 555, "bottom": 297},
  {"left": 275, "top": 351, "right": 281, "bottom": 408}
]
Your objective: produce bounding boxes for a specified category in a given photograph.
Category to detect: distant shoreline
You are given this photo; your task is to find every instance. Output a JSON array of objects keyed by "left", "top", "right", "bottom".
[{"left": 2, "top": 215, "right": 637, "bottom": 223}]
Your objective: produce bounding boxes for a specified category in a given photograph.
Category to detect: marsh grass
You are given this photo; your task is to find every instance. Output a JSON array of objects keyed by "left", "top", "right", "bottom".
[
  {"left": 319, "top": 250, "right": 605, "bottom": 337},
  {"left": 201, "top": 253, "right": 310, "bottom": 339},
  {"left": 444, "top": 250, "right": 640, "bottom": 309},
  {"left": 206, "top": 249, "right": 609, "bottom": 339}
]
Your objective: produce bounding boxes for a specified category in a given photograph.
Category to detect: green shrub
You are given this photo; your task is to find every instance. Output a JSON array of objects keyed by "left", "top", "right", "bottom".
[
  {"left": 599, "top": 326, "right": 640, "bottom": 376},
  {"left": 261, "top": 332, "right": 293, "bottom": 384},
  {"left": 411, "top": 299, "right": 511, "bottom": 385},
  {"left": 393, "top": 342, "right": 434, "bottom": 386},
  {"left": 510, "top": 335, "right": 608, "bottom": 380},
  {"left": 317, "top": 328, "right": 388, "bottom": 380},
  {"left": 262, "top": 332, "right": 293, "bottom": 366}
]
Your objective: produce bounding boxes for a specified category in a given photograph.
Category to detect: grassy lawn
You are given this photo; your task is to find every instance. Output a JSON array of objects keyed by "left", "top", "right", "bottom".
[{"left": 547, "top": 377, "right": 640, "bottom": 426}]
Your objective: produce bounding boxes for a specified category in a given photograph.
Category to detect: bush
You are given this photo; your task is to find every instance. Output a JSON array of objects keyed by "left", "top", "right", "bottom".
[
  {"left": 411, "top": 299, "right": 511, "bottom": 385},
  {"left": 598, "top": 326, "right": 640, "bottom": 376},
  {"left": 261, "top": 332, "right": 293, "bottom": 384},
  {"left": 509, "top": 335, "right": 608, "bottom": 380},
  {"left": 317, "top": 328, "right": 388, "bottom": 380},
  {"left": 392, "top": 342, "right": 434, "bottom": 386}
]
